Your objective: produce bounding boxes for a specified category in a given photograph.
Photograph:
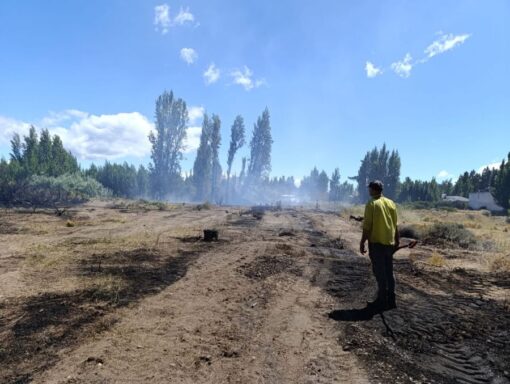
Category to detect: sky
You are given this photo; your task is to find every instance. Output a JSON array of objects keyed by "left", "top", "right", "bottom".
[{"left": 0, "top": 0, "right": 509, "bottom": 184}]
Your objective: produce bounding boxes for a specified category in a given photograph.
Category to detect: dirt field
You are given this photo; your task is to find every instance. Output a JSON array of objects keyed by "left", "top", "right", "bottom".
[{"left": 1, "top": 201, "right": 509, "bottom": 383}]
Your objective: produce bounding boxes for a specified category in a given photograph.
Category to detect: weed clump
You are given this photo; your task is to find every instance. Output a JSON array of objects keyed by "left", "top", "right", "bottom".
[
  {"left": 427, "top": 251, "right": 445, "bottom": 267},
  {"left": 66, "top": 220, "right": 75, "bottom": 227},
  {"left": 195, "top": 202, "right": 211, "bottom": 211},
  {"left": 424, "top": 222, "right": 477, "bottom": 249}
]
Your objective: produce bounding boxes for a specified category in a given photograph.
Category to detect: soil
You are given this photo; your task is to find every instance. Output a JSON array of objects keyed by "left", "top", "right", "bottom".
[{"left": 0, "top": 203, "right": 509, "bottom": 383}]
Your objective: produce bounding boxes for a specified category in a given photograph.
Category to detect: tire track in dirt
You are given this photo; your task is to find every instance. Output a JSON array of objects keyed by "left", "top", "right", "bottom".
[{"left": 298, "top": 211, "right": 510, "bottom": 384}]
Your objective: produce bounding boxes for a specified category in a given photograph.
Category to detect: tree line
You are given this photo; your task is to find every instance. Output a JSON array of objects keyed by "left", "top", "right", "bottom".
[{"left": 0, "top": 90, "right": 509, "bottom": 211}]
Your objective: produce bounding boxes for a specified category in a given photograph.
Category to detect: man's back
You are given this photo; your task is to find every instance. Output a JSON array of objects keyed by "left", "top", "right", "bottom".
[{"left": 363, "top": 195, "right": 398, "bottom": 246}]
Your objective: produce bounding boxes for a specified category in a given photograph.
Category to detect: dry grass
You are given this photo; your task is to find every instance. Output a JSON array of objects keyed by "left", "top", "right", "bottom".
[
  {"left": 427, "top": 251, "right": 446, "bottom": 267},
  {"left": 487, "top": 254, "right": 510, "bottom": 272}
]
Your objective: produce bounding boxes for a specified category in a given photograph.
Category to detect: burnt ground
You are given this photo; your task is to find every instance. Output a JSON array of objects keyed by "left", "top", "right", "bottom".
[{"left": 0, "top": 203, "right": 509, "bottom": 383}]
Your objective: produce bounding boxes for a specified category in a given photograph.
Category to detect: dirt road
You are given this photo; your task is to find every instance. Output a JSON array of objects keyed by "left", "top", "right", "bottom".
[{"left": 1, "top": 205, "right": 509, "bottom": 383}]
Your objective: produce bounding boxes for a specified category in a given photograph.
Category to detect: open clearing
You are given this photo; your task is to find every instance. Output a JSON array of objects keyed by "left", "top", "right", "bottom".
[{"left": 1, "top": 202, "right": 509, "bottom": 383}]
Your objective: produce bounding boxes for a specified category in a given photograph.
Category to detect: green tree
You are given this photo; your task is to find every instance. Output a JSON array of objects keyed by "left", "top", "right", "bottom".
[
  {"left": 10, "top": 133, "right": 23, "bottom": 163},
  {"left": 248, "top": 108, "right": 273, "bottom": 184},
  {"left": 210, "top": 114, "right": 222, "bottom": 203},
  {"left": 193, "top": 114, "right": 212, "bottom": 201},
  {"left": 329, "top": 168, "right": 341, "bottom": 201},
  {"left": 148, "top": 90, "right": 188, "bottom": 199},
  {"left": 226, "top": 115, "right": 245, "bottom": 202},
  {"left": 352, "top": 145, "right": 401, "bottom": 202}
]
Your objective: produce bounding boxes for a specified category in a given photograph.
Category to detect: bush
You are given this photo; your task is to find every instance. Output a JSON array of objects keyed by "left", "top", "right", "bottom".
[
  {"left": 16, "top": 173, "right": 108, "bottom": 208},
  {"left": 427, "top": 251, "right": 445, "bottom": 267},
  {"left": 424, "top": 222, "right": 477, "bottom": 249},
  {"left": 195, "top": 202, "right": 211, "bottom": 211}
]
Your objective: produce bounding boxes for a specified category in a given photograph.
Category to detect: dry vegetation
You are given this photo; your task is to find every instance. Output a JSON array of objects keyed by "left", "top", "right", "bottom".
[{"left": 1, "top": 201, "right": 509, "bottom": 383}]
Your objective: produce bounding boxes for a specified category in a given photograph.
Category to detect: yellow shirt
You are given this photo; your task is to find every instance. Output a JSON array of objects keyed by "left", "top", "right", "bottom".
[{"left": 363, "top": 195, "right": 398, "bottom": 246}]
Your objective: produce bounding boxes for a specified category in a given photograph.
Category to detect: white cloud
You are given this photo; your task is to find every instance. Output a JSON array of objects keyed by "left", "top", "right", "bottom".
[
  {"left": 478, "top": 162, "right": 501, "bottom": 173},
  {"left": 154, "top": 4, "right": 196, "bottom": 34},
  {"left": 174, "top": 7, "right": 195, "bottom": 26},
  {"left": 203, "top": 63, "right": 220, "bottom": 85},
  {"left": 366, "top": 32, "right": 471, "bottom": 79},
  {"left": 365, "top": 61, "right": 382, "bottom": 78},
  {"left": 391, "top": 53, "right": 413, "bottom": 78},
  {"left": 188, "top": 106, "right": 204, "bottom": 125},
  {"left": 230, "top": 66, "right": 266, "bottom": 91},
  {"left": 183, "top": 126, "right": 202, "bottom": 153},
  {"left": 180, "top": 48, "right": 198, "bottom": 64},
  {"left": 437, "top": 170, "right": 450, "bottom": 179},
  {"left": 425, "top": 33, "right": 471, "bottom": 59},
  {"left": 154, "top": 4, "right": 171, "bottom": 34},
  {"left": 0, "top": 116, "right": 31, "bottom": 146},
  {"left": 46, "top": 111, "right": 154, "bottom": 160},
  {"left": 1, "top": 109, "right": 205, "bottom": 160}
]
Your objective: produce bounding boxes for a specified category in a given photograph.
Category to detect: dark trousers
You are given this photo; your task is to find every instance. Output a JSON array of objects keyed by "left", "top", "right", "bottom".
[{"left": 368, "top": 243, "right": 396, "bottom": 304}]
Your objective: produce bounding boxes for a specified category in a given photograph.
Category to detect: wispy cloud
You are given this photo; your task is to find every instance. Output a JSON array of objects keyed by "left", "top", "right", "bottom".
[
  {"left": 154, "top": 4, "right": 197, "bottom": 34},
  {"left": 180, "top": 48, "right": 198, "bottom": 64},
  {"left": 365, "top": 61, "right": 382, "bottom": 78},
  {"left": 203, "top": 63, "right": 220, "bottom": 85},
  {"left": 391, "top": 53, "right": 413, "bottom": 78},
  {"left": 174, "top": 7, "right": 195, "bottom": 26},
  {"left": 424, "top": 33, "right": 471, "bottom": 59},
  {"left": 230, "top": 66, "right": 265, "bottom": 91},
  {"left": 366, "top": 32, "right": 471, "bottom": 79},
  {"left": 154, "top": 4, "right": 171, "bottom": 34},
  {"left": 437, "top": 170, "right": 451, "bottom": 179}
]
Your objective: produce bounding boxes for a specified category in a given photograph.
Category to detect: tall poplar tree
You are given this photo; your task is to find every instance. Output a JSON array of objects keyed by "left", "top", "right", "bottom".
[
  {"left": 148, "top": 90, "right": 188, "bottom": 199},
  {"left": 248, "top": 108, "right": 272, "bottom": 184},
  {"left": 226, "top": 115, "right": 245, "bottom": 202}
]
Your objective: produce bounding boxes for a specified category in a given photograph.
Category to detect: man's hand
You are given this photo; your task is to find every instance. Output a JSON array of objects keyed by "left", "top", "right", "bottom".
[{"left": 360, "top": 240, "right": 367, "bottom": 255}]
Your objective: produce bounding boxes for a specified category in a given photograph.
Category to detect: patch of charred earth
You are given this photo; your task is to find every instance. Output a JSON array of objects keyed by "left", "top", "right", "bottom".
[
  {"left": 322, "top": 249, "right": 510, "bottom": 383},
  {"left": 0, "top": 241, "right": 213, "bottom": 383}
]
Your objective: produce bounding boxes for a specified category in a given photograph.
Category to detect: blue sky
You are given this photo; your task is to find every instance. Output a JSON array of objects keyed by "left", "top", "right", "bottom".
[{"left": 0, "top": 0, "right": 509, "bottom": 184}]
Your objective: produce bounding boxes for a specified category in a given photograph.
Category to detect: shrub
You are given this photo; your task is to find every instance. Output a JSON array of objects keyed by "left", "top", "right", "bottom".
[
  {"left": 481, "top": 209, "right": 491, "bottom": 217},
  {"left": 425, "top": 222, "right": 477, "bottom": 249},
  {"left": 16, "top": 173, "right": 108, "bottom": 208},
  {"left": 66, "top": 220, "right": 75, "bottom": 227},
  {"left": 195, "top": 202, "right": 211, "bottom": 211},
  {"left": 427, "top": 252, "right": 445, "bottom": 267}
]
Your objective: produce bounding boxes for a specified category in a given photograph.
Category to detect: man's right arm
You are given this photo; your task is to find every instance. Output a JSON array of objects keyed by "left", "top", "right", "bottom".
[{"left": 392, "top": 205, "right": 399, "bottom": 248}]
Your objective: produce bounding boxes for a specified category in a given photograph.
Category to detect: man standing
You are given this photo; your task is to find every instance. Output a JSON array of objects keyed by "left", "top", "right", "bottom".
[{"left": 360, "top": 180, "right": 399, "bottom": 311}]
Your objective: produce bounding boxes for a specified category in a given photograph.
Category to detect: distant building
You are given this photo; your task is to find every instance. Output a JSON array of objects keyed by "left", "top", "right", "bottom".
[{"left": 468, "top": 192, "right": 505, "bottom": 213}]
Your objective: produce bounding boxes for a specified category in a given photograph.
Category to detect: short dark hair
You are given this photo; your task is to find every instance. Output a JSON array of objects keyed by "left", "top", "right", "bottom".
[{"left": 368, "top": 180, "right": 383, "bottom": 192}]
